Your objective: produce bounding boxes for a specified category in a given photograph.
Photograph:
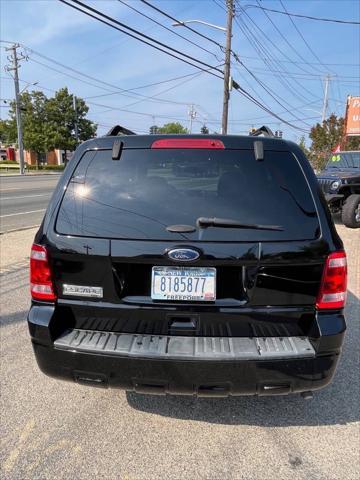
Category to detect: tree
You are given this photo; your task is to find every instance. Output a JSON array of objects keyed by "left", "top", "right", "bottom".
[
  {"left": 4, "top": 91, "right": 49, "bottom": 162},
  {"left": 308, "top": 114, "right": 360, "bottom": 170},
  {"left": 0, "top": 118, "right": 15, "bottom": 146},
  {"left": 157, "top": 122, "right": 188, "bottom": 134},
  {"left": 298, "top": 135, "right": 310, "bottom": 157},
  {"left": 2, "top": 88, "right": 97, "bottom": 163},
  {"left": 45, "top": 88, "right": 96, "bottom": 153},
  {"left": 201, "top": 124, "right": 209, "bottom": 134}
]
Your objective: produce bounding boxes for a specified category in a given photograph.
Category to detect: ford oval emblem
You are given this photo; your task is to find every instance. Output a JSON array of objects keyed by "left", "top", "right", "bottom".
[{"left": 167, "top": 248, "right": 200, "bottom": 262}]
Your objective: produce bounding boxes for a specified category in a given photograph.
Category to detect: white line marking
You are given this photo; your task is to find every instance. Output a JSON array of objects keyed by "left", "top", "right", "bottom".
[
  {"left": 0, "top": 209, "right": 45, "bottom": 218},
  {"left": 1, "top": 194, "right": 49, "bottom": 200}
]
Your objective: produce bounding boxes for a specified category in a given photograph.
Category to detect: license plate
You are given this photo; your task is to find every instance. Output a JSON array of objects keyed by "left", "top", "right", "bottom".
[{"left": 151, "top": 267, "right": 216, "bottom": 301}]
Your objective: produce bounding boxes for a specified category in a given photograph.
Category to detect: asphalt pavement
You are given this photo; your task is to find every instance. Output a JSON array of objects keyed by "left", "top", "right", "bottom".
[
  {"left": 0, "top": 174, "right": 61, "bottom": 234},
  {"left": 0, "top": 224, "right": 359, "bottom": 480}
]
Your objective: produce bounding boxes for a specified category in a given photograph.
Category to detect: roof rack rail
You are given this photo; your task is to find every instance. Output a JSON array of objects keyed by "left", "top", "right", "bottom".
[
  {"left": 106, "top": 125, "right": 137, "bottom": 136},
  {"left": 249, "top": 126, "right": 275, "bottom": 137}
]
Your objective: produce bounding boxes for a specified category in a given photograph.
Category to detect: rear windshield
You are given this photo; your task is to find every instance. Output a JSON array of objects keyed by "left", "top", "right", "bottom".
[
  {"left": 326, "top": 151, "right": 360, "bottom": 169},
  {"left": 56, "top": 148, "right": 320, "bottom": 241}
]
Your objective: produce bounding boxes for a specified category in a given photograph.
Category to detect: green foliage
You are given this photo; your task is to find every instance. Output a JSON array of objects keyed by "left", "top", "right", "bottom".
[
  {"left": 0, "top": 160, "right": 18, "bottom": 165},
  {"left": 2, "top": 88, "right": 97, "bottom": 155},
  {"left": 157, "top": 122, "right": 188, "bottom": 134},
  {"left": 0, "top": 118, "right": 17, "bottom": 146},
  {"left": 298, "top": 136, "right": 310, "bottom": 157},
  {"left": 45, "top": 88, "right": 97, "bottom": 151},
  {"left": 201, "top": 125, "right": 209, "bottom": 134},
  {"left": 26, "top": 164, "right": 65, "bottom": 171}
]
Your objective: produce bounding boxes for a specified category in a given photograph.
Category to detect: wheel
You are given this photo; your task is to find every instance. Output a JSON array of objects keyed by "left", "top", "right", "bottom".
[{"left": 341, "top": 194, "right": 360, "bottom": 228}]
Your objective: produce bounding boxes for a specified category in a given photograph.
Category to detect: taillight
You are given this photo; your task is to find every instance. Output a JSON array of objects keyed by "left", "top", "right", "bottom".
[
  {"left": 30, "top": 244, "right": 56, "bottom": 302},
  {"left": 316, "top": 251, "right": 347, "bottom": 310}
]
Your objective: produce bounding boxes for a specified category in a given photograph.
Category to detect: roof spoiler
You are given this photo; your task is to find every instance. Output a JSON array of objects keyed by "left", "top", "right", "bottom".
[
  {"left": 249, "top": 126, "right": 274, "bottom": 137},
  {"left": 106, "top": 125, "right": 137, "bottom": 136}
]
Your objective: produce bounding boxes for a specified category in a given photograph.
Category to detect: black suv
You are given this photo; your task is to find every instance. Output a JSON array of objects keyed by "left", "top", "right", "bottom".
[
  {"left": 28, "top": 132, "right": 347, "bottom": 397},
  {"left": 317, "top": 151, "right": 360, "bottom": 228}
]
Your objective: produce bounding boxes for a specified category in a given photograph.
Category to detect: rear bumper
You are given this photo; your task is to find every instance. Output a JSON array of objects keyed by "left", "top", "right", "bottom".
[
  {"left": 31, "top": 340, "right": 340, "bottom": 396},
  {"left": 28, "top": 305, "right": 346, "bottom": 397}
]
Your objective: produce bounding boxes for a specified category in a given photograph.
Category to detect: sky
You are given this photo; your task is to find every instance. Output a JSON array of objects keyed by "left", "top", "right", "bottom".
[{"left": 1, "top": 0, "right": 359, "bottom": 142}]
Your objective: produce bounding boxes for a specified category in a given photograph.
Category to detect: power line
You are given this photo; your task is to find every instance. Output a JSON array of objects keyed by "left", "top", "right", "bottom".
[
  {"left": 58, "top": 0, "right": 224, "bottom": 78},
  {"left": 139, "top": 0, "right": 224, "bottom": 49},
  {"left": 234, "top": 6, "right": 325, "bottom": 104},
  {"left": 58, "top": 1, "right": 310, "bottom": 132},
  {"left": 253, "top": 0, "right": 325, "bottom": 75},
  {"left": 24, "top": 51, "right": 198, "bottom": 106},
  {"left": 83, "top": 70, "right": 215, "bottom": 100},
  {"left": 235, "top": 2, "right": 321, "bottom": 81},
  {"left": 234, "top": 62, "right": 312, "bottom": 127},
  {"left": 278, "top": 0, "right": 333, "bottom": 73},
  {"left": 233, "top": 14, "right": 317, "bottom": 105},
  {"left": 117, "top": 0, "right": 221, "bottom": 61},
  {"left": 2, "top": 73, "right": 311, "bottom": 133},
  {"left": 1, "top": 22, "right": 310, "bottom": 133},
  {"left": 117, "top": 70, "right": 207, "bottom": 109},
  {"left": 243, "top": 4, "right": 360, "bottom": 24},
  {"left": 232, "top": 82, "right": 309, "bottom": 132}
]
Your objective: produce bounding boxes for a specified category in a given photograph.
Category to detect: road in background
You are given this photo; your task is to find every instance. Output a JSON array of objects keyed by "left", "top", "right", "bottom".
[
  {"left": 0, "top": 175, "right": 61, "bottom": 233},
  {"left": 0, "top": 224, "right": 359, "bottom": 480}
]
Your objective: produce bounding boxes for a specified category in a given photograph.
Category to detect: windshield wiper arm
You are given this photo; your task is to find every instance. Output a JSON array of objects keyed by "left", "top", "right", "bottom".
[{"left": 196, "top": 217, "right": 284, "bottom": 231}]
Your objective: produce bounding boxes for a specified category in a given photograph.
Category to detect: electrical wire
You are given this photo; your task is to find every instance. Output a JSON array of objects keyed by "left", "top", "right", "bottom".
[
  {"left": 233, "top": 63, "right": 312, "bottom": 127},
  {"left": 139, "top": 0, "right": 224, "bottom": 49},
  {"left": 25, "top": 50, "right": 200, "bottom": 107},
  {"left": 253, "top": 0, "right": 325, "bottom": 75},
  {"left": 234, "top": 10, "right": 320, "bottom": 103},
  {"left": 83, "top": 70, "right": 216, "bottom": 100},
  {"left": 59, "top": 0, "right": 224, "bottom": 77},
  {"left": 117, "top": 0, "right": 221, "bottom": 61},
  {"left": 278, "top": 0, "right": 334, "bottom": 74},
  {"left": 59, "top": 0, "right": 310, "bottom": 131},
  {"left": 241, "top": 4, "right": 360, "bottom": 25}
]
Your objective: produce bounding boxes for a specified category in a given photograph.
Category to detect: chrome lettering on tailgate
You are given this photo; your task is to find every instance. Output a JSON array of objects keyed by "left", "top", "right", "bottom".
[{"left": 62, "top": 284, "right": 103, "bottom": 298}]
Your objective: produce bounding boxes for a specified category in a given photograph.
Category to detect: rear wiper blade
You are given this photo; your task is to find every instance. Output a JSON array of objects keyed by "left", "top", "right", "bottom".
[{"left": 196, "top": 217, "right": 284, "bottom": 231}]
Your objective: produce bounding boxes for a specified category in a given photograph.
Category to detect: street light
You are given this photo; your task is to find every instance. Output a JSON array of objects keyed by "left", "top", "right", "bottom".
[
  {"left": 172, "top": 2, "right": 234, "bottom": 134},
  {"left": 172, "top": 20, "right": 226, "bottom": 32},
  {"left": 20, "top": 81, "right": 39, "bottom": 94}
]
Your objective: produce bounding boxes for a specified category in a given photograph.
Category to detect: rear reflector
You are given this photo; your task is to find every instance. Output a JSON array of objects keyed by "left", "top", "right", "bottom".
[
  {"left": 151, "top": 138, "right": 225, "bottom": 149},
  {"left": 30, "top": 244, "right": 56, "bottom": 302},
  {"left": 316, "top": 251, "right": 347, "bottom": 310}
]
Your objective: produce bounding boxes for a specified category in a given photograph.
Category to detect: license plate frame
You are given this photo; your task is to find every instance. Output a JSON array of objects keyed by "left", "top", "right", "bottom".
[{"left": 151, "top": 266, "right": 216, "bottom": 302}]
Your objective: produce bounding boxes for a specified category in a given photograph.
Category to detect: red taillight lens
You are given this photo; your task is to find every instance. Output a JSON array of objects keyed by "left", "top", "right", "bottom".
[
  {"left": 316, "top": 251, "right": 347, "bottom": 310},
  {"left": 30, "top": 244, "right": 56, "bottom": 301},
  {"left": 151, "top": 138, "right": 225, "bottom": 149}
]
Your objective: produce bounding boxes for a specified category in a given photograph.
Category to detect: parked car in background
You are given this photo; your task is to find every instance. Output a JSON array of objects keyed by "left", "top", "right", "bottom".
[
  {"left": 28, "top": 131, "right": 347, "bottom": 398},
  {"left": 317, "top": 151, "right": 360, "bottom": 228}
]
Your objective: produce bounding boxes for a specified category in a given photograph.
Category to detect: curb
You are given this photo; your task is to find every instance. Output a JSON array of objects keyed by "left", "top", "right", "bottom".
[
  {"left": 0, "top": 173, "right": 62, "bottom": 177},
  {"left": 0, "top": 225, "right": 39, "bottom": 235}
]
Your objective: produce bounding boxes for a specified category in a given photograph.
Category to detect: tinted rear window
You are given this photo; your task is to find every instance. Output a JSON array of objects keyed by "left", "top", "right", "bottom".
[{"left": 56, "top": 148, "right": 320, "bottom": 241}]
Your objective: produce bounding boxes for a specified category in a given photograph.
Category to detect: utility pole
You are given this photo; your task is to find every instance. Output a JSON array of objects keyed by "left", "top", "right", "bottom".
[
  {"left": 188, "top": 104, "right": 196, "bottom": 133},
  {"left": 222, "top": 0, "right": 234, "bottom": 135},
  {"left": 321, "top": 74, "right": 331, "bottom": 123},
  {"left": 5, "top": 44, "right": 27, "bottom": 175},
  {"left": 73, "top": 95, "right": 79, "bottom": 144}
]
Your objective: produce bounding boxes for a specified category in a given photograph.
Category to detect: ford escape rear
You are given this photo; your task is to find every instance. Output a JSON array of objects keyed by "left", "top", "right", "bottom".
[{"left": 27, "top": 133, "right": 347, "bottom": 397}]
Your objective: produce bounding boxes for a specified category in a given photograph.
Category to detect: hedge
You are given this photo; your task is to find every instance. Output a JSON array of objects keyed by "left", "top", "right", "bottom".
[{"left": 0, "top": 161, "right": 65, "bottom": 171}]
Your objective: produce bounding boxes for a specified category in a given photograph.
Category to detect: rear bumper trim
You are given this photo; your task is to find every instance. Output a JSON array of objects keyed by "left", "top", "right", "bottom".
[{"left": 54, "top": 329, "right": 315, "bottom": 361}]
